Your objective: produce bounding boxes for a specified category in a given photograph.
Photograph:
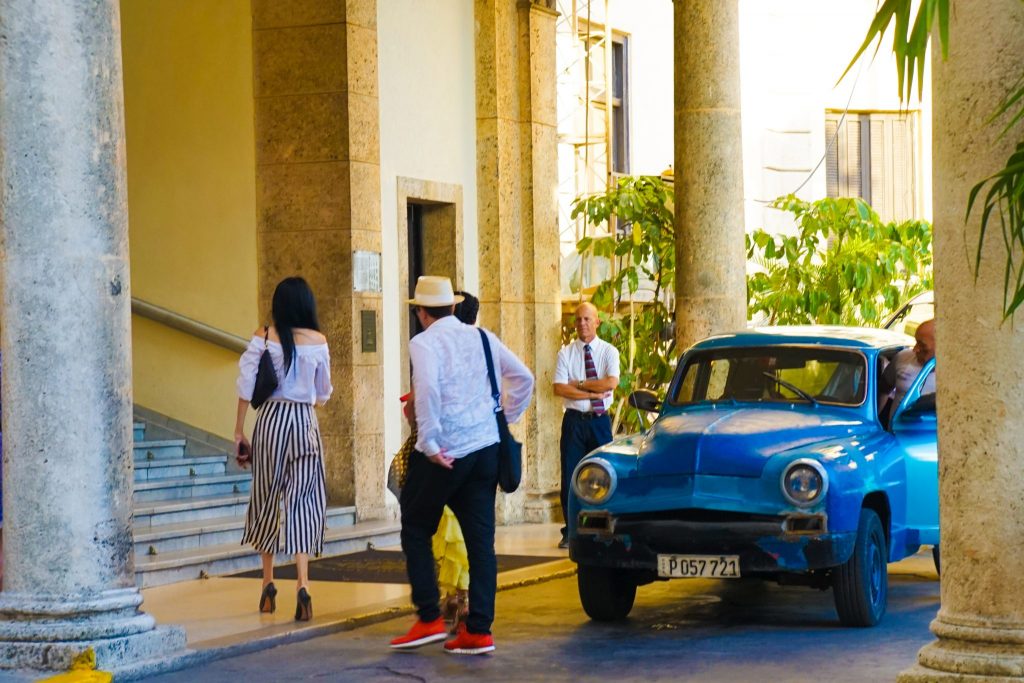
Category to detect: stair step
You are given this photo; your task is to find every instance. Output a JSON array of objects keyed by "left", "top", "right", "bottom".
[
  {"left": 133, "top": 439, "right": 187, "bottom": 461},
  {"left": 133, "top": 422, "right": 145, "bottom": 441},
  {"left": 134, "top": 519, "right": 402, "bottom": 588},
  {"left": 132, "top": 506, "right": 356, "bottom": 556},
  {"left": 134, "top": 494, "right": 250, "bottom": 528},
  {"left": 133, "top": 473, "right": 251, "bottom": 504},
  {"left": 134, "top": 455, "right": 227, "bottom": 482}
]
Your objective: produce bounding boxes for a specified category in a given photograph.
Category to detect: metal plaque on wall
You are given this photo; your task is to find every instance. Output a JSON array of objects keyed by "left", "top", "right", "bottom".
[{"left": 353, "top": 250, "right": 382, "bottom": 293}]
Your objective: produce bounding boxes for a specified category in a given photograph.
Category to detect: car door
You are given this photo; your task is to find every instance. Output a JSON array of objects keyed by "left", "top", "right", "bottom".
[{"left": 890, "top": 358, "right": 938, "bottom": 546}]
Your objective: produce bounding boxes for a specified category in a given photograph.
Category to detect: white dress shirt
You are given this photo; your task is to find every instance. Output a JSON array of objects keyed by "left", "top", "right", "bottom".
[
  {"left": 236, "top": 337, "right": 333, "bottom": 406},
  {"left": 554, "top": 336, "right": 620, "bottom": 412},
  {"left": 409, "top": 316, "right": 535, "bottom": 458}
]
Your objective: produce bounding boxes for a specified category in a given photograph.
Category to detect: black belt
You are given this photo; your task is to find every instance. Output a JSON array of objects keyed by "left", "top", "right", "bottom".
[{"left": 566, "top": 408, "right": 606, "bottom": 420}]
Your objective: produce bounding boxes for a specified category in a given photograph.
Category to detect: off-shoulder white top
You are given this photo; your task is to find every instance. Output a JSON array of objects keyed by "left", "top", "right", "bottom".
[{"left": 236, "top": 336, "right": 333, "bottom": 406}]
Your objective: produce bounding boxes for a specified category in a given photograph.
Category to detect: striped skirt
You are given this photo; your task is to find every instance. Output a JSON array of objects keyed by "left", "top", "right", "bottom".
[{"left": 241, "top": 400, "right": 326, "bottom": 555}]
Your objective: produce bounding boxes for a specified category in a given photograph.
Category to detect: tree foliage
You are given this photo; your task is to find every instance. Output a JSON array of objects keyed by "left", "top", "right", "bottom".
[
  {"left": 746, "top": 196, "right": 933, "bottom": 326},
  {"left": 570, "top": 176, "right": 675, "bottom": 432},
  {"left": 844, "top": 0, "right": 1024, "bottom": 318}
]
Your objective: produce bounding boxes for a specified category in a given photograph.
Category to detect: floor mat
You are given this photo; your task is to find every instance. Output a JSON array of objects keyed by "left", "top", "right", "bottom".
[{"left": 228, "top": 549, "right": 560, "bottom": 584}]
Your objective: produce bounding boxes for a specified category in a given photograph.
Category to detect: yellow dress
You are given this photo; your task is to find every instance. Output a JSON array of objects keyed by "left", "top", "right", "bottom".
[{"left": 432, "top": 505, "right": 470, "bottom": 593}]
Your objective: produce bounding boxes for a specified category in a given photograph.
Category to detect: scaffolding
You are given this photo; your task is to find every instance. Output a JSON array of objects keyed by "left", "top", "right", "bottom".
[{"left": 555, "top": 0, "right": 615, "bottom": 295}]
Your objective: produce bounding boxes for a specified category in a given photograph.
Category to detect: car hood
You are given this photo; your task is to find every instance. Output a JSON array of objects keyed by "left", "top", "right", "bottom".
[{"left": 637, "top": 405, "right": 865, "bottom": 478}]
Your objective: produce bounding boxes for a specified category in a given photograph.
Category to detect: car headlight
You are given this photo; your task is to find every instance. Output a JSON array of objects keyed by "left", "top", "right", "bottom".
[
  {"left": 780, "top": 459, "right": 828, "bottom": 507},
  {"left": 573, "top": 458, "right": 617, "bottom": 505}
]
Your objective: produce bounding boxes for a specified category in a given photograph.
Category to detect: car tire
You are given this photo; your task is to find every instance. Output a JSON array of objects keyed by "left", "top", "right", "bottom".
[
  {"left": 577, "top": 564, "right": 637, "bottom": 621},
  {"left": 932, "top": 545, "right": 940, "bottom": 576},
  {"left": 833, "top": 508, "right": 888, "bottom": 627}
]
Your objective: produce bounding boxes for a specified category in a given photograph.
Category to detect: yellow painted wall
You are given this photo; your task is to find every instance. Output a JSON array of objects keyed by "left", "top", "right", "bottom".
[{"left": 121, "top": 0, "right": 257, "bottom": 439}]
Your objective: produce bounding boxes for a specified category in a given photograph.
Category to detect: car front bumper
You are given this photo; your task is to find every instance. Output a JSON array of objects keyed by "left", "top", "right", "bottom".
[{"left": 570, "top": 511, "right": 856, "bottom": 575}]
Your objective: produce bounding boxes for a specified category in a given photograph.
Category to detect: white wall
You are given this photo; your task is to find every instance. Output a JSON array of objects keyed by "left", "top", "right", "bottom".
[
  {"left": 378, "top": 0, "right": 478, "bottom": 468},
  {"left": 611, "top": 0, "right": 674, "bottom": 177},
  {"left": 739, "top": 0, "right": 933, "bottom": 233}
]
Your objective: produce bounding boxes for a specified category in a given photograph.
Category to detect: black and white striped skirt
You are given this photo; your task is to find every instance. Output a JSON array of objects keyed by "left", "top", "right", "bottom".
[{"left": 241, "top": 400, "right": 326, "bottom": 555}]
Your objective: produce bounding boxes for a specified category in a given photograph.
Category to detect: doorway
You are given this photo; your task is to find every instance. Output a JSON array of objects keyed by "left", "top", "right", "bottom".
[{"left": 397, "top": 177, "right": 465, "bottom": 391}]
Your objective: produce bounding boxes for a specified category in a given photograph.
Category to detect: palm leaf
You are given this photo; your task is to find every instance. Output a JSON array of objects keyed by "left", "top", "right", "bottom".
[{"left": 839, "top": 0, "right": 950, "bottom": 102}]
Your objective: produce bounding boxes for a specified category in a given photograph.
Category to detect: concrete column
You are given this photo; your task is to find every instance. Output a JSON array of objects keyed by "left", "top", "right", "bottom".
[
  {"left": 673, "top": 0, "right": 747, "bottom": 351},
  {"left": 899, "top": 2, "right": 1024, "bottom": 679},
  {"left": 0, "top": 0, "right": 185, "bottom": 673},
  {"left": 476, "top": 0, "right": 562, "bottom": 522},
  {"left": 252, "top": 0, "right": 386, "bottom": 518}
]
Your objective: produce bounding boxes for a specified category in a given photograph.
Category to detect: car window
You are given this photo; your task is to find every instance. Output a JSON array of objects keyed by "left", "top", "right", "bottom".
[{"left": 671, "top": 347, "right": 866, "bottom": 406}]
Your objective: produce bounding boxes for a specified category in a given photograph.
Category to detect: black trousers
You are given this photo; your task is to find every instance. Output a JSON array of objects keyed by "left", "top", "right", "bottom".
[
  {"left": 559, "top": 410, "right": 613, "bottom": 536},
  {"left": 400, "top": 443, "right": 499, "bottom": 634}
]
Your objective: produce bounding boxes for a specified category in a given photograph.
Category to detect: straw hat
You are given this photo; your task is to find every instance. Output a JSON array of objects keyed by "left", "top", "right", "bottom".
[{"left": 407, "top": 275, "right": 464, "bottom": 306}]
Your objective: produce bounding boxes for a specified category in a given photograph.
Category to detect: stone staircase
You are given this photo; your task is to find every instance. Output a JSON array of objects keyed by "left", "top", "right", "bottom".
[{"left": 131, "top": 420, "right": 400, "bottom": 588}]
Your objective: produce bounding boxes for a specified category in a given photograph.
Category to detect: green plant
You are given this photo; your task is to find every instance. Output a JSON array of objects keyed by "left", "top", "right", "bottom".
[
  {"left": 843, "top": 0, "right": 1024, "bottom": 318},
  {"left": 746, "top": 195, "right": 933, "bottom": 326},
  {"left": 570, "top": 176, "right": 675, "bottom": 432}
]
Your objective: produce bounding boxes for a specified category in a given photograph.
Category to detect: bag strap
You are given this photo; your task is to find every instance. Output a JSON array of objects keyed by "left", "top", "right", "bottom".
[{"left": 477, "top": 328, "right": 503, "bottom": 414}]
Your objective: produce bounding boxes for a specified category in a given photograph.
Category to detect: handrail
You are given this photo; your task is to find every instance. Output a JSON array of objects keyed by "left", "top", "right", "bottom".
[{"left": 131, "top": 298, "right": 249, "bottom": 354}]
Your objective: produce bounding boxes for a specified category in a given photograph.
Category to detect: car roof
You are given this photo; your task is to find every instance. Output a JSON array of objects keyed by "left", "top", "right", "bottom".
[{"left": 691, "top": 326, "right": 915, "bottom": 351}]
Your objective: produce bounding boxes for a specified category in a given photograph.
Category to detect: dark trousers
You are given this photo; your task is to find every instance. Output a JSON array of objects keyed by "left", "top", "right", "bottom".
[
  {"left": 400, "top": 443, "right": 499, "bottom": 635},
  {"left": 559, "top": 410, "right": 613, "bottom": 536}
]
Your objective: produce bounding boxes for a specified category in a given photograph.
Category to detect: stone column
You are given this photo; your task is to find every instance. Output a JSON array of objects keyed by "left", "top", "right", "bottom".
[
  {"left": 476, "top": 0, "right": 562, "bottom": 522},
  {"left": 0, "top": 0, "right": 185, "bottom": 672},
  {"left": 252, "top": 0, "right": 386, "bottom": 519},
  {"left": 899, "top": 1, "right": 1024, "bottom": 679},
  {"left": 673, "top": 0, "right": 747, "bottom": 351}
]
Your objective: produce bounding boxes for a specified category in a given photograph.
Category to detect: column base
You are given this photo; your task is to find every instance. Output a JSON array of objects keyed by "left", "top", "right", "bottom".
[
  {"left": 522, "top": 489, "right": 561, "bottom": 524},
  {"left": 0, "top": 625, "right": 187, "bottom": 673},
  {"left": 898, "top": 615, "right": 1024, "bottom": 681}
]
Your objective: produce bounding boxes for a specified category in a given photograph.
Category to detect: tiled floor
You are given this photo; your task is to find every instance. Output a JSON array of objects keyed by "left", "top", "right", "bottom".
[{"left": 141, "top": 522, "right": 567, "bottom": 647}]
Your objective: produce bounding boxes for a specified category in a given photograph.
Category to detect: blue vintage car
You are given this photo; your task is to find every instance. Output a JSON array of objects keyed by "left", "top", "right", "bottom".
[{"left": 568, "top": 326, "right": 938, "bottom": 627}]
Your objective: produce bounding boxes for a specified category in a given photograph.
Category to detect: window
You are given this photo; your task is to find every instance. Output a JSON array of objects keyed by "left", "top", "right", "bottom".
[
  {"left": 582, "top": 30, "right": 630, "bottom": 175},
  {"left": 672, "top": 347, "right": 866, "bottom": 406},
  {"left": 825, "top": 111, "right": 920, "bottom": 222}
]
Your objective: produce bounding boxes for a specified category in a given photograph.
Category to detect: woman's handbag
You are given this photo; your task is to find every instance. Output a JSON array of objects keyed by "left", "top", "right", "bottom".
[
  {"left": 387, "top": 431, "right": 415, "bottom": 498},
  {"left": 477, "top": 328, "right": 522, "bottom": 493},
  {"left": 250, "top": 326, "right": 279, "bottom": 409}
]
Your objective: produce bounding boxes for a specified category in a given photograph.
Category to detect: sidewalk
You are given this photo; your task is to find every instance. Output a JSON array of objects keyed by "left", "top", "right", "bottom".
[{"left": 124, "top": 522, "right": 572, "bottom": 677}]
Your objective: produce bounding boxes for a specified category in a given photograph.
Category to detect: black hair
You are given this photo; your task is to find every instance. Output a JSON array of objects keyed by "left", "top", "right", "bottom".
[
  {"left": 271, "top": 276, "right": 320, "bottom": 374},
  {"left": 420, "top": 304, "right": 454, "bottom": 320},
  {"left": 453, "top": 290, "right": 479, "bottom": 325}
]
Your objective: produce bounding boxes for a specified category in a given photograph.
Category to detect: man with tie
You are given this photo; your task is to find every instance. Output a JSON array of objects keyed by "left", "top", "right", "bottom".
[{"left": 553, "top": 302, "right": 619, "bottom": 549}]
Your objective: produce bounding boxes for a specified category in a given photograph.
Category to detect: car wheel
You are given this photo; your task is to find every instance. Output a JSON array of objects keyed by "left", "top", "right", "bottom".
[
  {"left": 577, "top": 564, "right": 637, "bottom": 621},
  {"left": 932, "top": 545, "right": 941, "bottom": 576},
  {"left": 833, "top": 508, "right": 888, "bottom": 627}
]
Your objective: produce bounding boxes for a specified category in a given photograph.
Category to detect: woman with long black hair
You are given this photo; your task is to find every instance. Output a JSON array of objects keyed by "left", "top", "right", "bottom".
[{"left": 234, "top": 276, "right": 332, "bottom": 621}]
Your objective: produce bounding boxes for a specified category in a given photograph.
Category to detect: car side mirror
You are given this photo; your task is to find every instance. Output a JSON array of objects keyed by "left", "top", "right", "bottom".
[{"left": 629, "top": 389, "right": 661, "bottom": 413}]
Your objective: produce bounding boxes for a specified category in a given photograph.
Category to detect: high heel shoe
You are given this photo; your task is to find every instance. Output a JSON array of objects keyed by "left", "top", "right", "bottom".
[
  {"left": 295, "top": 587, "right": 312, "bottom": 622},
  {"left": 259, "top": 582, "right": 278, "bottom": 614}
]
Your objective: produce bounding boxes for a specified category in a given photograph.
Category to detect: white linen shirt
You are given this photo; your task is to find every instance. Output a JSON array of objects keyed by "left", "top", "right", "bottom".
[
  {"left": 554, "top": 336, "right": 620, "bottom": 412},
  {"left": 236, "top": 337, "right": 333, "bottom": 406},
  {"left": 409, "top": 316, "right": 535, "bottom": 458}
]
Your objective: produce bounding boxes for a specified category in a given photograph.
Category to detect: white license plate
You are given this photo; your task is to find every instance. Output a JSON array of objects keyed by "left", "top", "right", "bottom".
[{"left": 657, "top": 554, "right": 741, "bottom": 579}]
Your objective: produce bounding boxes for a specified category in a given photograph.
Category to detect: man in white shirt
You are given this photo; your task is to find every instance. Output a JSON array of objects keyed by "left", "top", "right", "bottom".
[
  {"left": 390, "top": 276, "right": 534, "bottom": 656},
  {"left": 553, "top": 302, "right": 619, "bottom": 549}
]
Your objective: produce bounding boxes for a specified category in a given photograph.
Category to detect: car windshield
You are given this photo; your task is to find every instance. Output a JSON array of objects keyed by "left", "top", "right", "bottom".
[{"left": 670, "top": 347, "right": 867, "bottom": 407}]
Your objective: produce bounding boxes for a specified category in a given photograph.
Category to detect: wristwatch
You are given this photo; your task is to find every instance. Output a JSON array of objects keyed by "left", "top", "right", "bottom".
[{"left": 577, "top": 379, "right": 584, "bottom": 389}]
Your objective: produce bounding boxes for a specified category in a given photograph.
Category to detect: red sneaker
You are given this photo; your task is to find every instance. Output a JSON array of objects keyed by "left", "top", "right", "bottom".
[
  {"left": 389, "top": 617, "right": 448, "bottom": 649},
  {"left": 444, "top": 623, "right": 495, "bottom": 655}
]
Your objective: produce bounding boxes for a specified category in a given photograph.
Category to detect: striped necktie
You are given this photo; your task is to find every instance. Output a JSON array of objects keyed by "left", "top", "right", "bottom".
[{"left": 584, "top": 343, "right": 605, "bottom": 415}]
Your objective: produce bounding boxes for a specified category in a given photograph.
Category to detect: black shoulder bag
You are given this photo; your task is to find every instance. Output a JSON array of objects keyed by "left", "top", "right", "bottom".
[
  {"left": 250, "top": 326, "right": 279, "bottom": 409},
  {"left": 478, "top": 328, "right": 522, "bottom": 493}
]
